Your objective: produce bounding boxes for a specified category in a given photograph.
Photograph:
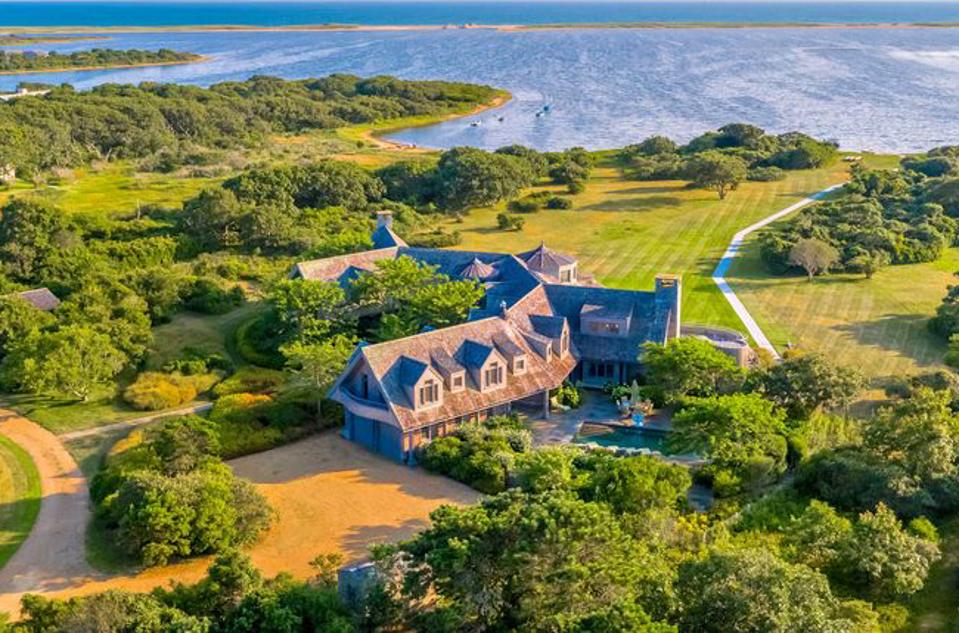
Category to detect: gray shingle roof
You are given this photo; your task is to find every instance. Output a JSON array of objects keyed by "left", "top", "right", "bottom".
[{"left": 12, "top": 288, "right": 60, "bottom": 311}]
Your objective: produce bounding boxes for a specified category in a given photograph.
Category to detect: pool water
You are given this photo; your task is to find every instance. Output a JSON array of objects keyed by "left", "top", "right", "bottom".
[{"left": 574, "top": 425, "right": 675, "bottom": 455}]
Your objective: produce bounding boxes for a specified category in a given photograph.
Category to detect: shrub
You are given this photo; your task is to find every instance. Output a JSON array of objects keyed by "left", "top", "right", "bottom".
[
  {"left": 123, "top": 372, "right": 198, "bottom": 411},
  {"left": 163, "top": 348, "right": 232, "bottom": 376},
  {"left": 406, "top": 228, "right": 462, "bottom": 248},
  {"left": 496, "top": 213, "right": 525, "bottom": 231},
  {"left": 546, "top": 196, "right": 573, "bottom": 209},
  {"left": 553, "top": 382, "right": 582, "bottom": 408},
  {"left": 234, "top": 314, "right": 286, "bottom": 369},
  {"left": 419, "top": 419, "right": 531, "bottom": 493},
  {"left": 567, "top": 181, "right": 586, "bottom": 194},
  {"left": 209, "top": 393, "right": 274, "bottom": 425},
  {"left": 747, "top": 166, "right": 785, "bottom": 182},
  {"left": 182, "top": 278, "right": 245, "bottom": 315},
  {"left": 212, "top": 366, "right": 286, "bottom": 398}
]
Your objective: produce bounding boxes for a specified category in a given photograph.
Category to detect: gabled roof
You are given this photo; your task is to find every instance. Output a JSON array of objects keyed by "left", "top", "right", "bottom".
[
  {"left": 11, "top": 288, "right": 60, "bottom": 311},
  {"left": 430, "top": 348, "right": 464, "bottom": 377},
  {"left": 334, "top": 316, "right": 576, "bottom": 431},
  {"left": 292, "top": 247, "right": 398, "bottom": 283},
  {"left": 492, "top": 332, "right": 525, "bottom": 360},
  {"left": 371, "top": 224, "right": 407, "bottom": 249}
]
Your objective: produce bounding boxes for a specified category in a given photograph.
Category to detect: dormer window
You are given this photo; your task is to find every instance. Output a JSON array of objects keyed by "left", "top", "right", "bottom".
[
  {"left": 561, "top": 332, "right": 569, "bottom": 355},
  {"left": 419, "top": 379, "right": 439, "bottom": 406},
  {"left": 515, "top": 358, "right": 525, "bottom": 373},
  {"left": 453, "top": 375, "right": 463, "bottom": 389},
  {"left": 484, "top": 362, "right": 504, "bottom": 388}
]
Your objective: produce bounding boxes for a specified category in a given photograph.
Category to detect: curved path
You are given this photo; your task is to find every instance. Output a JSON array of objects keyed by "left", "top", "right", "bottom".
[
  {"left": 0, "top": 410, "right": 93, "bottom": 615},
  {"left": 712, "top": 184, "right": 845, "bottom": 359}
]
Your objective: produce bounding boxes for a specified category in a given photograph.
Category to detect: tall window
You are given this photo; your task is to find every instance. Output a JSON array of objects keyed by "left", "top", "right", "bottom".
[
  {"left": 419, "top": 379, "right": 439, "bottom": 405},
  {"left": 360, "top": 374, "right": 369, "bottom": 399},
  {"left": 485, "top": 362, "right": 504, "bottom": 387}
]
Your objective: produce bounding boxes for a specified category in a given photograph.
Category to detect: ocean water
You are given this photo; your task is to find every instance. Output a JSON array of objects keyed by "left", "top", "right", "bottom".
[
  {"left": 4, "top": 2, "right": 959, "bottom": 28},
  {"left": 4, "top": 3, "right": 959, "bottom": 153},
  {"left": 4, "top": 26, "right": 959, "bottom": 153}
]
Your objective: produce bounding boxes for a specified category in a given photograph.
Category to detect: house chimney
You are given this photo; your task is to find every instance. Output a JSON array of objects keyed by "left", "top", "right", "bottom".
[
  {"left": 376, "top": 210, "right": 393, "bottom": 230},
  {"left": 655, "top": 274, "right": 682, "bottom": 340}
]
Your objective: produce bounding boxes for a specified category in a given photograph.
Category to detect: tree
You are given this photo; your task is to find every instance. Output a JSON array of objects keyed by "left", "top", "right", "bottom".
[
  {"left": 670, "top": 393, "right": 788, "bottom": 493},
  {"left": 837, "top": 503, "right": 940, "bottom": 600},
  {"left": 641, "top": 337, "right": 743, "bottom": 402},
  {"left": 753, "top": 353, "right": 864, "bottom": 419},
  {"left": 379, "top": 490, "right": 670, "bottom": 631},
  {"left": 375, "top": 159, "right": 437, "bottom": 205},
  {"left": 581, "top": 453, "right": 692, "bottom": 515},
  {"left": 675, "top": 548, "right": 856, "bottom": 633},
  {"left": 0, "top": 198, "right": 76, "bottom": 281},
  {"left": 152, "top": 415, "right": 221, "bottom": 476},
  {"left": 405, "top": 279, "right": 485, "bottom": 329},
  {"left": 1, "top": 326, "right": 125, "bottom": 401},
  {"left": 847, "top": 249, "right": 888, "bottom": 279},
  {"left": 684, "top": 152, "right": 748, "bottom": 199},
  {"left": 282, "top": 334, "right": 356, "bottom": 417},
  {"left": 434, "top": 146, "right": 532, "bottom": 212},
  {"left": 781, "top": 500, "right": 852, "bottom": 571},
  {"left": 863, "top": 387, "right": 959, "bottom": 485},
  {"left": 349, "top": 255, "right": 439, "bottom": 312},
  {"left": 180, "top": 188, "right": 248, "bottom": 250},
  {"left": 789, "top": 238, "right": 839, "bottom": 281},
  {"left": 269, "top": 279, "right": 352, "bottom": 343},
  {"left": 0, "top": 295, "right": 54, "bottom": 357}
]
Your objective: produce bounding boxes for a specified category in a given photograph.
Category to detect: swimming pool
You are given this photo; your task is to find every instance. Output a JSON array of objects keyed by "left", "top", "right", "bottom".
[{"left": 573, "top": 424, "right": 676, "bottom": 455}]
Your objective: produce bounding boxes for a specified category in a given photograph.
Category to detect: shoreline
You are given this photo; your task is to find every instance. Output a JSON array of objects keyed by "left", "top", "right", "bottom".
[
  {"left": 341, "top": 91, "right": 511, "bottom": 153},
  {"left": 0, "top": 54, "right": 209, "bottom": 76},
  {"left": 1, "top": 22, "right": 959, "bottom": 34}
]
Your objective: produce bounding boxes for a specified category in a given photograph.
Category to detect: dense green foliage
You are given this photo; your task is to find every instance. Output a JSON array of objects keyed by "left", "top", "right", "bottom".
[
  {"left": 17, "top": 551, "right": 354, "bottom": 632},
  {"left": 0, "top": 48, "right": 199, "bottom": 73},
  {"left": 90, "top": 416, "right": 272, "bottom": 566},
  {"left": 0, "top": 74, "right": 498, "bottom": 177},
  {"left": 616, "top": 123, "right": 837, "bottom": 199},
  {"left": 761, "top": 152, "right": 959, "bottom": 278}
]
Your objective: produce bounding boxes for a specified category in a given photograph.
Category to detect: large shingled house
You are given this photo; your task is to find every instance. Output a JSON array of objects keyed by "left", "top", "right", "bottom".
[{"left": 292, "top": 211, "right": 683, "bottom": 463}]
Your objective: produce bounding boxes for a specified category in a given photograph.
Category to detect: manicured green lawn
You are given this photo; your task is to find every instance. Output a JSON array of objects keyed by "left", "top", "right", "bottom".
[
  {"left": 727, "top": 238, "right": 955, "bottom": 380},
  {"left": 444, "top": 153, "right": 947, "bottom": 381},
  {"left": 0, "top": 434, "right": 41, "bottom": 570},
  {"left": 443, "top": 158, "right": 852, "bottom": 332}
]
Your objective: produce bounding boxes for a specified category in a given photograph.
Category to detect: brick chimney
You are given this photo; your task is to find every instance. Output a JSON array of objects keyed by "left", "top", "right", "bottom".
[
  {"left": 376, "top": 210, "right": 393, "bottom": 230},
  {"left": 655, "top": 274, "right": 682, "bottom": 340}
]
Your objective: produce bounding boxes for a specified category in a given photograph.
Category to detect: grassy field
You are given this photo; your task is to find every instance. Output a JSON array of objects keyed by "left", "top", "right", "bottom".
[
  {"left": 0, "top": 434, "right": 41, "bottom": 570},
  {"left": 442, "top": 157, "right": 854, "bottom": 331},
  {"left": 0, "top": 163, "right": 219, "bottom": 218},
  {"left": 728, "top": 239, "right": 956, "bottom": 380},
  {"left": 5, "top": 304, "right": 260, "bottom": 436}
]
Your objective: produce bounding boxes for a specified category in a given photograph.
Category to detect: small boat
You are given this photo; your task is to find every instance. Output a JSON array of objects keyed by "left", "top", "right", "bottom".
[
  {"left": 497, "top": 116, "right": 505, "bottom": 122},
  {"left": 535, "top": 112, "right": 544, "bottom": 118},
  {"left": 470, "top": 121, "right": 481, "bottom": 127},
  {"left": 543, "top": 104, "right": 552, "bottom": 112}
]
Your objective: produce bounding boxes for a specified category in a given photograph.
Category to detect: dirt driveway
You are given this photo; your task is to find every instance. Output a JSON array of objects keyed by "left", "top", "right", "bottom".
[
  {"left": 0, "top": 411, "right": 93, "bottom": 615},
  {"left": 0, "top": 429, "right": 479, "bottom": 611}
]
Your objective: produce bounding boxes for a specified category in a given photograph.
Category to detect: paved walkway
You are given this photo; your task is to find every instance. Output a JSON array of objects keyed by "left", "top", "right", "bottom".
[
  {"left": 528, "top": 392, "right": 620, "bottom": 446},
  {"left": 712, "top": 184, "right": 845, "bottom": 358},
  {"left": 60, "top": 402, "right": 213, "bottom": 441},
  {"left": 0, "top": 410, "right": 94, "bottom": 615}
]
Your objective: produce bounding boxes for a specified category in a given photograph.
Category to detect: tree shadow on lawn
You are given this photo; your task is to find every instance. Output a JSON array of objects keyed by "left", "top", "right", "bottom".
[
  {"left": 831, "top": 313, "right": 945, "bottom": 369},
  {"left": 578, "top": 195, "right": 684, "bottom": 213},
  {"left": 229, "top": 430, "right": 479, "bottom": 504}
]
